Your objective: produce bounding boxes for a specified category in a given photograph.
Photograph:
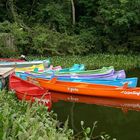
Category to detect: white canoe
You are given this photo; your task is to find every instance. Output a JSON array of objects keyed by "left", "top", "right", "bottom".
[{"left": 0, "top": 59, "right": 50, "bottom": 68}]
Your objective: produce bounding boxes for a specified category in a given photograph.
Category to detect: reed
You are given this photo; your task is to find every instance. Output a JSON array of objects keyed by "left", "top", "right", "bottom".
[{"left": 29, "top": 54, "right": 140, "bottom": 70}]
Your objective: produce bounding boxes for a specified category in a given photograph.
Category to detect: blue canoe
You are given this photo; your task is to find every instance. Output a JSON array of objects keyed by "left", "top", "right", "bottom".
[
  {"left": 16, "top": 72, "right": 138, "bottom": 87},
  {"left": 58, "top": 77, "right": 138, "bottom": 87}
]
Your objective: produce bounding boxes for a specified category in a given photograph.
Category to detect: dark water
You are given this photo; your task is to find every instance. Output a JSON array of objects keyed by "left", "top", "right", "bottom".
[{"left": 51, "top": 68, "right": 140, "bottom": 140}]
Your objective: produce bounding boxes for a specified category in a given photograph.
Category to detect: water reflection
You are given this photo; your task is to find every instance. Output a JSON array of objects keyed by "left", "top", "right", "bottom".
[{"left": 51, "top": 91, "right": 140, "bottom": 112}]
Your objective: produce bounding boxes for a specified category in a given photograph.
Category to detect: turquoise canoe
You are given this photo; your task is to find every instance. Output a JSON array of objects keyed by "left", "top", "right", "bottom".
[{"left": 58, "top": 64, "right": 85, "bottom": 72}]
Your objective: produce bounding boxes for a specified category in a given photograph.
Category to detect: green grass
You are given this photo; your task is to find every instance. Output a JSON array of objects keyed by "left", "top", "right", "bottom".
[
  {"left": 0, "top": 90, "right": 74, "bottom": 140},
  {"left": 28, "top": 54, "right": 140, "bottom": 70}
]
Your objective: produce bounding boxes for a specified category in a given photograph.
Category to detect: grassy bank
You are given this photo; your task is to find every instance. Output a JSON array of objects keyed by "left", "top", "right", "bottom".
[
  {"left": 29, "top": 54, "right": 140, "bottom": 70},
  {"left": 0, "top": 90, "right": 74, "bottom": 140},
  {"left": 0, "top": 90, "right": 112, "bottom": 140},
  {"left": 0, "top": 90, "right": 113, "bottom": 140}
]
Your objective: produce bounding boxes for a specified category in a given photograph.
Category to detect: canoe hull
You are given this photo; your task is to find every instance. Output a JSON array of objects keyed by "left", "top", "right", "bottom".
[
  {"left": 35, "top": 78, "right": 140, "bottom": 100},
  {"left": 55, "top": 70, "right": 126, "bottom": 79},
  {"left": 58, "top": 77, "right": 138, "bottom": 87},
  {"left": 0, "top": 58, "right": 25, "bottom": 62},
  {"left": 0, "top": 59, "right": 50, "bottom": 67},
  {"left": 9, "top": 74, "right": 51, "bottom": 110},
  {"left": 16, "top": 91, "right": 51, "bottom": 109},
  {"left": 56, "top": 66, "right": 113, "bottom": 75},
  {"left": 19, "top": 71, "right": 136, "bottom": 87},
  {"left": 16, "top": 69, "right": 126, "bottom": 83},
  {"left": 58, "top": 64, "right": 85, "bottom": 72}
]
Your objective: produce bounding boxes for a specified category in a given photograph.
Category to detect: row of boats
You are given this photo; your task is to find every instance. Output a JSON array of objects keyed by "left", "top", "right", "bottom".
[{"left": 0, "top": 58, "right": 140, "bottom": 111}]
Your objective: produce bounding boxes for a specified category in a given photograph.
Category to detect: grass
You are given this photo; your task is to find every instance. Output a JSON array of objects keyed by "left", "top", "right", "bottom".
[
  {"left": 0, "top": 90, "right": 74, "bottom": 140},
  {"left": 28, "top": 54, "right": 140, "bottom": 70}
]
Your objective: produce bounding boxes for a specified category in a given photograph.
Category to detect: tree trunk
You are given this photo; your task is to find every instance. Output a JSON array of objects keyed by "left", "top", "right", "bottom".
[
  {"left": 0, "top": 33, "right": 15, "bottom": 50},
  {"left": 71, "top": 0, "right": 75, "bottom": 25}
]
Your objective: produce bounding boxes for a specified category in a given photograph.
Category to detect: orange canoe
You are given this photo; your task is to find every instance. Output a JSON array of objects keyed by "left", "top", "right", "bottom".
[
  {"left": 9, "top": 74, "right": 52, "bottom": 110},
  {"left": 34, "top": 77, "right": 140, "bottom": 100},
  {"left": 51, "top": 91, "right": 140, "bottom": 112}
]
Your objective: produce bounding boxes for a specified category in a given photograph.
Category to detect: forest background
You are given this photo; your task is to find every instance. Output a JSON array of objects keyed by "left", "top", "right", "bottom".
[{"left": 0, "top": 0, "right": 139, "bottom": 57}]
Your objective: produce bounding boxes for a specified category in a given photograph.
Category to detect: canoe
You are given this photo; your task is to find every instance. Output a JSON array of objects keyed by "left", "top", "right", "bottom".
[
  {"left": 58, "top": 64, "right": 85, "bottom": 72},
  {"left": 30, "top": 66, "right": 125, "bottom": 79},
  {"left": 15, "top": 64, "right": 62, "bottom": 72},
  {"left": 56, "top": 65, "right": 112, "bottom": 74},
  {"left": 0, "top": 58, "right": 25, "bottom": 62},
  {"left": 15, "top": 64, "right": 45, "bottom": 72},
  {"left": 0, "top": 59, "right": 50, "bottom": 67},
  {"left": 51, "top": 92, "right": 140, "bottom": 112},
  {"left": 16, "top": 72, "right": 53, "bottom": 80},
  {"left": 9, "top": 74, "right": 52, "bottom": 110},
  {"left": 34, "top": 66, "right": 114, "bottom": 75},
  {"left": 29, "top": 64, "right": 85, "bottom": 74},
  {"left": 16, "top": 71, "right": 136, "bottom": 87},
  {"left": 54, "top": 70, "right": 126, "bottom": 79},
  {"left": 35, "top": 77, "right": 140, "bottom": 100},
  {"left": 57, "top": 77, "right": 138, "bottom": 87},
  {"left": 16, "top": 69, "right": 125, "bottom": 82}
]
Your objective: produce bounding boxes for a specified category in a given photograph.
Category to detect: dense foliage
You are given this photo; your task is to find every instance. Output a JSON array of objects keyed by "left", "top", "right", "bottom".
[{"left": 0, "top": 0, "right": 139, "bottom": 56}]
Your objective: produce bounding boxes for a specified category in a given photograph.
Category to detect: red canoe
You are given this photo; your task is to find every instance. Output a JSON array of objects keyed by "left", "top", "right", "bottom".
[
  {"left": 9, "top": 74, "right": 51, "bottom": 110},
  {"left": 0, "top": 58, "right": 25, "bottom": 62}
]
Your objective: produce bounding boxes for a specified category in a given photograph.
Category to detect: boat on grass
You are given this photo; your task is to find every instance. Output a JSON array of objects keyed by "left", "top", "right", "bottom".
[
  {"left": 9, "top": 74, "right": 51, "bottom": 110},
  {"left": 34, "top": 77, "right": 140, "bottom": 100}
]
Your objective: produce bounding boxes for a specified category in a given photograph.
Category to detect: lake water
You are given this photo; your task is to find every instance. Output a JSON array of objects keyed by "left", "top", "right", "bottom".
[{"left": 51, "top": 68, "right": 140, "bottom": 140}]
